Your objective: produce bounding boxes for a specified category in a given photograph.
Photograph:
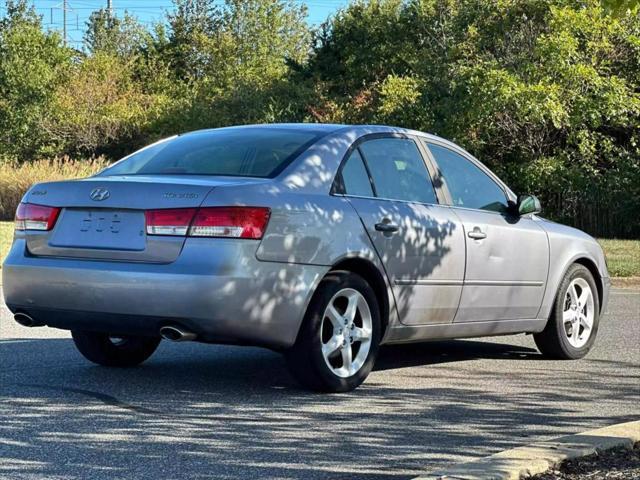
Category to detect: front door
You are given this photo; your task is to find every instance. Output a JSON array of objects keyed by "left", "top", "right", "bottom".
[
  {"left": 451, "top": 208, "right": 549, "bottom": 321},
  {"left": 336, "top": 136, "right": 466, "bottom": 326},
  {"left": 425, "top": 142, "right": 550, "bottom": 322}
]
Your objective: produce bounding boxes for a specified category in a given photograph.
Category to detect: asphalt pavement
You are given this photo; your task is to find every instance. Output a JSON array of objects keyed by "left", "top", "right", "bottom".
[{"left": 1, "top": 287, "right": 638, "bottom": 480}]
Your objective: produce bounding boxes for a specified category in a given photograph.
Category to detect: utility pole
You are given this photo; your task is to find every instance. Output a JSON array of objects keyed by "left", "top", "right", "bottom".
[
  {"left": 62, "top": 0, "right": 67, "bottom": 47},
  {"left": 107, "top": 0, "right": 113, "bottom": 18}
]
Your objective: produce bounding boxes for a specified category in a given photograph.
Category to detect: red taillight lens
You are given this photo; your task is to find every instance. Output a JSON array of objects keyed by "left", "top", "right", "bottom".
[
  {"left": 145, "top": 207, "right": 270, "bottom": 239},
  {"left": 190, "top": 207, "right": 271, "bottom": 239},
  {"left": 15, "top": 203, "right": 61, "bottom": 231},
  {"left": 145, "top": 208, "right": 197, "bottom": 236}
]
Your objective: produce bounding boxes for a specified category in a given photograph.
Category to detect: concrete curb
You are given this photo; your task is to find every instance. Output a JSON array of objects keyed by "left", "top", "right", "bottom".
[{"left": 416, "top": 420, "right": 640, "bottom": 480}]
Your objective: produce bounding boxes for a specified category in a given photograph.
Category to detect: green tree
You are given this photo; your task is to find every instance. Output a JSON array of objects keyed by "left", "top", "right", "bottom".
[
  {"left": 308, "top": 0, "right": 408, "bottom": 96},
  {"left": 216, "top": 0, "right": 309, "bottom": 84},
  {"left": 304, "top": 0, "right": 640, "bottom": 236},
  {"left": 0, "top": 0, "right": 71, "bottom": 158},
  {"left": 165, "top": 0, "right": 219, "bottom": 81},
  {"left": 155, "top": 0, "right": 311, "bottom": 130},
  {"left": 84, "top": 9, "right": 149, "bottom": 58},
  {"left": 602, "top": 0, "right": 640, "bottom": 14},
  {"left": 41, "top": 53, "right": 170, "bottom": 158}
]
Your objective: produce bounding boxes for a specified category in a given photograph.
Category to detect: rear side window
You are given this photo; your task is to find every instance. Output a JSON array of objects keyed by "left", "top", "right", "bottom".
[
  {"left": 358, "top": 138, "right": 437, "bottom": 204},
  {"left": 340, "top": 149, "right": 374, "bottom": 197},
  {"left": 100, "top": 128, "right": 322, "bottom": 178},
  {"left": 427, "top": 143, "right": 508, "bottom": 213}
]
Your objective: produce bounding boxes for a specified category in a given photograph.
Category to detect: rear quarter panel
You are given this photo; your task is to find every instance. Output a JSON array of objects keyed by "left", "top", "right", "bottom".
[{"left": 199, "top": 183, "right": 402, "bottom": 336}]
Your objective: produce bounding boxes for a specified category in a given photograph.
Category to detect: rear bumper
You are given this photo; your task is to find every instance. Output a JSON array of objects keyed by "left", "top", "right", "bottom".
[{"left": 2, "top": 238, "right": 328, "bottom": 348}]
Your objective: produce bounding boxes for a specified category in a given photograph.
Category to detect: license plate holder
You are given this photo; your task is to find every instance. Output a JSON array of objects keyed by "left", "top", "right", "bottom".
[{"left": 49, "top": 209, "right": 146, "bottom": 251}]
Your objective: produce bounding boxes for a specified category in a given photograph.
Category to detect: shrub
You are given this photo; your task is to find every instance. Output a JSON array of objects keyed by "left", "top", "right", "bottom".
[
  {"left": 0, "top": 157, "right": 110, "bottom": 219},
  {"left": 0, "top": 1, "right": 72, "bottom": 158},
  {"left": 40, "top": 53, "right": 171, "bottom": 159}
]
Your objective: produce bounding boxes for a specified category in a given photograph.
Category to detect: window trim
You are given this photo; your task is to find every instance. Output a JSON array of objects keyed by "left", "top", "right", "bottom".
[
  {"left": 336, "top": 147, "right": 378, "bottom": 198},
  {"left": 421, "top": 138, "right": 517, "bottom": 215},
  {"left": 331, "top": 133, "right": 444, "bottom": 206}
]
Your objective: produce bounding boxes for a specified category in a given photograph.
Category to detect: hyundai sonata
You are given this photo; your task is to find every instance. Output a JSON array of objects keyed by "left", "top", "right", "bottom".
[{"left": 2, "top": 124, "right": 610, "bottom": 392}]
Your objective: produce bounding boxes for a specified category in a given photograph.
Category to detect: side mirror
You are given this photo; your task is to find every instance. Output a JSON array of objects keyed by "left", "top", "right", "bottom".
[{"left": 517, "top": 194, "right": 541, "bottom": 216}]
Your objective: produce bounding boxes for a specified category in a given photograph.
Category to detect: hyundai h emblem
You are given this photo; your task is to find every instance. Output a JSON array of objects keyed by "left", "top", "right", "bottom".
[{"left": 90, "top": 187, "right": 110, "bottom": 201}]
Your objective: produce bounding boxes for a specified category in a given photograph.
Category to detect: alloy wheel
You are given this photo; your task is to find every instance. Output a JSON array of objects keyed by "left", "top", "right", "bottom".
[
  {"left": 562, "top": 278, "right": 595, "bottom": 348},
  {"left": 320, "top": 288, "right": 373, "bottom": 378}
]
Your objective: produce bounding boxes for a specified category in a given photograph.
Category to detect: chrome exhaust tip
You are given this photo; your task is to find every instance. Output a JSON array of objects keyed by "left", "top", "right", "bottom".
[
  {"left": 159, "top": 325, "right": 197, "bottom": 342},
  {"left": 14, "top": 312, "right": 38, "bottom": 327}
]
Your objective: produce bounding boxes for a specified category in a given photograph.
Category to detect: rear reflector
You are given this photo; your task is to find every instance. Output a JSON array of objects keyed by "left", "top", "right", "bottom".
[
  {"left": 15, "top": 203, "right": 61, "bottom": 231},
  {"left": 145, "top": 207, "right": 270, "bottom": 239}
]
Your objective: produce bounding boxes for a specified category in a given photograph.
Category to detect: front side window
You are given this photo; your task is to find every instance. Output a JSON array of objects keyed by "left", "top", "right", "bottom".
[
  {"left": 427, "top": 143, "right": 508, "bottom": 213},
  {"left": 100, "top": 128, "right": 323, "bottom": 178},
  {"left": 358, "top": 138, "right": 437, "bottom": 204}
]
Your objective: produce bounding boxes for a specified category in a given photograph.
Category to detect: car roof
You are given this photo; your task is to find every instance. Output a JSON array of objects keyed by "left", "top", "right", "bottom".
[
  {"left": 181, "top": 123, "right": 458, "bottom": 147},
  {"left": 182, "top": 123, "right": 346, "bottom": 136}
]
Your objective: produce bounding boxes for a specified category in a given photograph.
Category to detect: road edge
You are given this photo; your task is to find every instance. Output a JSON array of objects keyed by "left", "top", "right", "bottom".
[
  {"left": 611, "top": 277, "right": 640, "bottom": 289},
  {"left": 416, "top": 420, "right": 640, "bottom": 480}
]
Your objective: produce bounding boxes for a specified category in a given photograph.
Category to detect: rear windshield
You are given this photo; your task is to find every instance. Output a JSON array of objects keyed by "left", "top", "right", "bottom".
[{"left": 100, "top": 128, "right": 323, "bottom": 178}]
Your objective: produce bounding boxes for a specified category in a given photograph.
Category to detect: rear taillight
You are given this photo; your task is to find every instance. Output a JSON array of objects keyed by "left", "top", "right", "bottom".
[
  {"left": 145, "top": 207, "right": 270, "bottom": 239},
  {"left": 190, "top": 207, "right": 271, "bottom": 239},
  {"left": 145, "top": 208, "right": 197, "bottom": 236},
  {"left": 15, "top": 203, "right": 61, "bottom": 231}
]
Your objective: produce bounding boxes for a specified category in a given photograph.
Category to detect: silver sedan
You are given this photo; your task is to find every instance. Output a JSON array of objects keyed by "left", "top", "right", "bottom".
[{"left": 2, "top": 124, "right": 610, "bottom": 392}]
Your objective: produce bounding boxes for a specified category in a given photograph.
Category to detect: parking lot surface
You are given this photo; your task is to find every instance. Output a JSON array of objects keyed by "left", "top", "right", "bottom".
[{"left": 1, "top": 288, "right": 638, "bottom": 479}]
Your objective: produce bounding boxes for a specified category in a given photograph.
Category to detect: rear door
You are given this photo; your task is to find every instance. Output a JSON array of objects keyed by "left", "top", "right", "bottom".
[
  {"left": 424, "top": 141, "right": 550, "bottom": 322},
  {"left": 335, "top": 135, "right": 466, "bottom": 326}
]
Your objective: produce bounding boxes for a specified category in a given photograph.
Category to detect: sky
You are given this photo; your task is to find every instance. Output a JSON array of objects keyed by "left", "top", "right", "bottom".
[{"left": 1, "top": 0, "right": 351, "bottom": 47}]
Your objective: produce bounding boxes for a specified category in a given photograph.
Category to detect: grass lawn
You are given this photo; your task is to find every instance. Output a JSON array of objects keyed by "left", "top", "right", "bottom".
[
  {"left": 597, "top": 239, "right": 640, "bottom": 278},
  {"left": 0, "top": 220, "right": 637, "bottom": 277}
]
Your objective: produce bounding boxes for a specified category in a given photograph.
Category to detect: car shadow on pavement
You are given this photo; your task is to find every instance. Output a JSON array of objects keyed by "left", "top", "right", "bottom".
[
  {"left": 1, "top": 337, "right": 638, "bottom": 480},
  {"left": 376, "top": 340, "right": 541, "bottom": 371}
]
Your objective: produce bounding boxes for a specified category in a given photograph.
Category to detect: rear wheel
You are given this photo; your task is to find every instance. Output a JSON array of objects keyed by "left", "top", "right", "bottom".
[
  {"left": 71, "top": 330, "right": 161, "bottom": 367},
  {"left": 285, "top": 271, "right": 381, "bottom": 392},
  {"left": 534, "top": 264, "right": 600, "bottom": 359}
]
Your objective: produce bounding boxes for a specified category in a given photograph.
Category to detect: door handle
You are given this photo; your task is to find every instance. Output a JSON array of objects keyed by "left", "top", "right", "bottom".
[
  {"left": 468, "top": 227, "right": 487, "bottom": 240},
  {"left": 375, "top": 221, "right": 399, "bottom": 234}
]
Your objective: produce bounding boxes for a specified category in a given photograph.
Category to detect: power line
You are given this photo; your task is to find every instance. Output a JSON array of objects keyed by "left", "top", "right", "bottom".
[
  {"left": 3, "top": 1, "right": 349, "bottom": 38},
  {"left": 49, "top": 0, "right": 80, "bottom": 46}
]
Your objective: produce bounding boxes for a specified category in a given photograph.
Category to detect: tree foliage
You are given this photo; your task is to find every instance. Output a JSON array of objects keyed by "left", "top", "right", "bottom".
[
  {"left": 0, "top": 0, "right": 638, "bottom": 236},
  {"left": 0, "top": 0, "right": 71, "bottom": 157},
  {"left": 41, "top": 53, "right": 170, "bottom": 157},
  {"left": 84, "top": 9, "right": 150, "bottom": 58},
  {"left": 303, "top": 0, "right": 640, "bottom": 236}
]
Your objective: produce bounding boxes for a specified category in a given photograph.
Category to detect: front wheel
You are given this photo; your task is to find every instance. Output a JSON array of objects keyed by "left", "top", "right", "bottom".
[
  {"left": 72, "top": 330, "right": 161, "bottom": 367},
  {"left": 285, "top": 271, "right": 381, "bottom": 392},
  {"left": 534, "top": 264, "right": 600, "bottom": 359}
]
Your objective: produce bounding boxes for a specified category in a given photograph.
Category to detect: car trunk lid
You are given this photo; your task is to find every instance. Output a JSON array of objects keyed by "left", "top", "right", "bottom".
[{"left": 23, "top": 175, "right": 266, "bottom": 263}]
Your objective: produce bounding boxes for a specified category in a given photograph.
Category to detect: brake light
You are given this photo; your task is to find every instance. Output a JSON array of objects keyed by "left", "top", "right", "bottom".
[
  {"left": 145, "top": 208, "right": 197, "bottom": 236},
  {"left": 190, "top": 207, "right": 271, "bottom": 239},
  {"left": 15, "top": 203, "right": 61, "bottom": 231},
  {"left": 145, "top": 207, "right": 270, "bottom": 239}
]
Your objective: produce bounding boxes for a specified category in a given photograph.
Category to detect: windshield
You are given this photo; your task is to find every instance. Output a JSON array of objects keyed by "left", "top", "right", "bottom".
[{"left": 100, "top": 128, "right": 323, "bottom": 178}]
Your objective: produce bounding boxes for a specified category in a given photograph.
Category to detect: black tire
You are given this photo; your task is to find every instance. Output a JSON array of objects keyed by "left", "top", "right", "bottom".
[
  {"left": 71, "top": 330, "right": 161, "bottom": 367},
  {"left": 285, "top": 271, "right": 381, "bottom": 393},
  {"left": 534, "top": 264, "right": 600, "bottom": 359}
]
